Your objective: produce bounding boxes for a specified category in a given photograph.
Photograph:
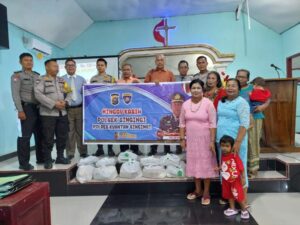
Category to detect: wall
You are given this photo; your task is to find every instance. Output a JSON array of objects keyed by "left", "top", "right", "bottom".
[
  {"left": 63, "top": 12, "right": 283, "bottom": 78},
  {"left": 282, "top": 23, "right": 300, "bottom": 133},
  {"left": 0, "top": 23, "right": 63, "bottom": 156}
]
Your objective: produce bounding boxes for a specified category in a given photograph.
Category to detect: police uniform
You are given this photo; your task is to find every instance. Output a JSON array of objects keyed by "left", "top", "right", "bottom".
[
  {"left": 90, "top": 74, "right": 116, "bottom": 156},
  {"left": 34, "top": 75, "right": 71, "bottom": 168},
  {"left": 11, "top": 70, "right": 43, "bottom": 170},
  {"left": 159, "top": 114, "right": 180, "bottom": 133},
  {"left": 90, "top": 74, "right": 116, "bottom": 84},
  {"left": 175, "top": 74, "right": 193, "bottom": 82},
  {"left": 149, "top": 93, "right": 184, "bottom": 155}
]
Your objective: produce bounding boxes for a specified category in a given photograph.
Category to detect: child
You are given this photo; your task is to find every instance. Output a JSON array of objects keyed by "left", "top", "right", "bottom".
[
  {"left": 249, "top": 77, "right": 271, "bottom": 114},
  {"left": 220, "top": 135, "right": 250, "bottom": 220}
]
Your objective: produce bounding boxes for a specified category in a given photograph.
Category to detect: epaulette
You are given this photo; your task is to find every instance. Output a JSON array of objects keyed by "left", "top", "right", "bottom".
[
  {"left": 14, "top": 70, "right": 22, "bottom": 74},
  {"left": 58, "top": 77, "right": 65, "bottom": 82},
  {"left": 33, "top": 71, "right": 40, "bottom": 75}
]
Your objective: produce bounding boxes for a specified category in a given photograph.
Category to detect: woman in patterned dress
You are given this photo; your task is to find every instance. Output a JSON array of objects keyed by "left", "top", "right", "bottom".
[{"left": 179, "top": 79, "right": 218, "bottom": 205}]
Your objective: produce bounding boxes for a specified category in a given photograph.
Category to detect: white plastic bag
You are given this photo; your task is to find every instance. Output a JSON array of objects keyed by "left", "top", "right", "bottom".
[
  {"left": 119, "top": 160, "right": 142, "bottom": 179},
  {"left": 160, "top": 153, "right": 181, "bottom": 167},
  {"left": 118, "top": 151, "right": 138, "bottom": 163},
  {"left": 93, "top": 166, "right": 118, "bottom": 180},
  {"left": 76, "top": 165, "right": 94, "bottom": 183},
  {"left": 77, "top": 156, "right": 99, "bottom": 166},
  {"left": 95, "top": 157, "right": 116, "bottom": 167},
  {"left": 142, "top": 165, "right": 166, "bottom": 179},
  {"left": 166, "top": 161, "right": 186, "bottom": 177},
  {"left": 140, "top": 156, "right": 161, "bottom": 167}
]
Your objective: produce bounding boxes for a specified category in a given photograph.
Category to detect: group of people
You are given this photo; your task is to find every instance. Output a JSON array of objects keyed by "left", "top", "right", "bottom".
[
  {"left": 175, "top": 58, "right": 270, "bottom": 220},
  {"left": 11, "top": 52, "right": 271, "bottom": 218}
]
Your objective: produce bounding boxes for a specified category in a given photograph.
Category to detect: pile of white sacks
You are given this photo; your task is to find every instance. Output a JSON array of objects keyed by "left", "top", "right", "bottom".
[{"left": 76, "top": 151, "right": 186, "bottom": 183}]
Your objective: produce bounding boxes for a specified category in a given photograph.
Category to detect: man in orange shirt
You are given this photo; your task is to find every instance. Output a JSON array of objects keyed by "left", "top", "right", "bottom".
[
  {"left": 117, "top": 63, "right": 141, "bottom": 155},
  {"left": 144, "top": 54, "right": 175, "bottom": 83},
  {"left": 144, "top": 54, "right": 175, "bottom": 156}
]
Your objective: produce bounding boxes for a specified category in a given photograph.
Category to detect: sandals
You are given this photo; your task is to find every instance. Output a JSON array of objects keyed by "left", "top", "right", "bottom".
[
  {"left": 187, "top": 191, "right": 202, "bottom": 200},
  {"left": 201, "top": 196, "right": 211, "bottom": 205},
  {"left": 186, "top": 192, "right": 211, "bottom": 205}
]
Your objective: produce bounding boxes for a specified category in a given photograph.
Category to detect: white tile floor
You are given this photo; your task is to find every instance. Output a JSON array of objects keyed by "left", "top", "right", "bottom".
[
  {"left": 248, "top": 193, "right": 300, "bottom": 225},
  {"left": 50, "top": 193, "right": 300, "bottom": 225},
  {"left": 50, "top": 196, "right": 107, "bottom": 225}
]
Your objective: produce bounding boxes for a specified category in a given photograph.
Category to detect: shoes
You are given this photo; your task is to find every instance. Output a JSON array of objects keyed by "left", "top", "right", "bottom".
[
  {"left": 80, "top": 153, "right": 89, "bottom": 158},
  {"left": 133, "top": 151, "right": 143, "bottom": 156},
  {"left": 55, "top": 157, "right": 71, "bottom": 164},
  {"left": 164, "top": 150, "right": 171, "bottom": 155},
  {"left": 224, "top": 208, "right": 238, "bottom": 217},
  {"left": 44, "top": 161, "right": 53, "bottom": 169},
  {"left": 187, "top": 192, "right": 202, "bottom": 200},
  {"left": 19, "top": 163, "right": 34, "bottom": 171},
  {"left": 148, "top": 150, "right": 157, "bottom": 156},
  {"left": 241, "top": 210, "right": 250, "bottom": 219},
  {"left": 175, "top": 148, "right": 183, "bottom": 154},
  {"left": 201, "top": 196, "right": 211, "bottom": 205},
  {"left": 219, "top": 198, "right": 228, "bottom": 205},
  {"left": 108, "top": 149, "right": 115, "bottom": 157},
  {"left": 93, "top": 148, "right": 104, "bottom": 156}
]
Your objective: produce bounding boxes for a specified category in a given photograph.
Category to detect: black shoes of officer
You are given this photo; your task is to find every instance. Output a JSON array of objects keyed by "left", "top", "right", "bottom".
[
  {"left": 148, "top": 150, "right": 157, "bottom": 156},
  {"left": 93, "top": 148, "right": 115, "bottom": 157},
  {"left": 80, "top": 153, "right": 89, "bottom": 158},
  {"left": 93, "top": 148, "right": 104, "bottom": 156},
  {"left": 55, "top": 157, "right": 71, "bottom": 164},
  {"left": 108, "top": 149, "right": 115, "bottom": 157},
  {"left": 44, "top": 161, "right": 53, "bottom": 169},
  {"left": 19, "top": 163, "right": 34, "bottom": 171},
  {"left": 175, "top": 148, "right": 183, "bottom": 154},
  {"left": 133, "top": 150, "right": 143, "bottom": 156}
]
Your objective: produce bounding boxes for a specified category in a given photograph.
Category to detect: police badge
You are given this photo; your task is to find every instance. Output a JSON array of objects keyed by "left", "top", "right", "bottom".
[
  {"left": 110, "top": 93, "right": 119, "bottom": 106},
  {"left": 122, "top": 93, "right": 132, "bottom": 105}
]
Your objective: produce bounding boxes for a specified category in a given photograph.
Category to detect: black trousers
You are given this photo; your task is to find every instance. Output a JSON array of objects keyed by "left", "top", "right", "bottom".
[
  {"left": 17, "top": 103, "right": 43, "bottom": 166},
  {"left": 41, "top": 115, "right": 69, "bottom": 162},
  {"left": 150, "top": 145, "right": 182, "bottom": 153},
  {"left": 120, "top": 144, "right": 139, "bottom": 153},
  {"left": 97, "top": 144, "right": 113, "bottom": 151}
]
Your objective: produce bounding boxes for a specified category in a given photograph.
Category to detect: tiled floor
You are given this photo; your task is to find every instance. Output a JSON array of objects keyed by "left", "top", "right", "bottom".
[
  {"left": 50, "top": 196, "right": 107, "bottom": 225},
  {"left": 50, "top": 193, "right": 300, "bottom": 225}
]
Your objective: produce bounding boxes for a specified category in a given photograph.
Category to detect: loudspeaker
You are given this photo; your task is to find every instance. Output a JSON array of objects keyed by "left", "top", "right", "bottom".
[{"left": 0, "top": 3, "right": 9, "bottom": 49}]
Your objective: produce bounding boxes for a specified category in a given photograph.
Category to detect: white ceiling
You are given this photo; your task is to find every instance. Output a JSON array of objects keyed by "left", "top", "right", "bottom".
[{"left": 1, "top": 0, "right": 300, "bottom": 48}]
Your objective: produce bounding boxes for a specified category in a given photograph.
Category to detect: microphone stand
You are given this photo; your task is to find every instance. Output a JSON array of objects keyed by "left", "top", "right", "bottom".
[{"left": 274, "top": 67, "right": 280, "bottom": 78}]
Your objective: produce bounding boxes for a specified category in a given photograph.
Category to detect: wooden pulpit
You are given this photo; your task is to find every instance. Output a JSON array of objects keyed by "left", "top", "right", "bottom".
[{"left": 261, "top": 78, "right": 299, "bottom": 152}]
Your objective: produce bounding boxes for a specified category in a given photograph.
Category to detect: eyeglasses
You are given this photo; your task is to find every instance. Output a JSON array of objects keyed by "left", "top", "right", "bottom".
[{"left": 66, "top": 64, "right": 76, "bottom": 67}]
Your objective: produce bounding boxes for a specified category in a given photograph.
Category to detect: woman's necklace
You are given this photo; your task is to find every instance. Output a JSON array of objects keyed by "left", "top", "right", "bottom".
[{"left": 190, "top": 99, "right": 202, "bottom": 113}]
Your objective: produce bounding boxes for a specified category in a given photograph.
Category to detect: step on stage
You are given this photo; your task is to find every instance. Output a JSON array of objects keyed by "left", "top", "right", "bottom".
[{"left": 1, "top": 152, "right": 300, "bottom": 196}]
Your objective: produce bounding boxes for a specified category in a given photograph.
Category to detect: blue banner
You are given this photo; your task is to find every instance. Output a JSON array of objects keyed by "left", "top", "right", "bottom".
[{"left": 83, "top": 82, "right": 191, "bottom": 144}]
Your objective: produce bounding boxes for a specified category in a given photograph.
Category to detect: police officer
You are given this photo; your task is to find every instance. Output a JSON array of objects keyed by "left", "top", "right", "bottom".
[
  {"left": 153, "top": 93, "right": 185, "bottom": 155},
  {"left": 11, "top": 52, "right": 43, "bottom": 170},
  {"left": 34, "top": 59, "right": 71, "bottom": 169},
  {"left": 90, "top": 58, "right": 116, "bottom": 157}
]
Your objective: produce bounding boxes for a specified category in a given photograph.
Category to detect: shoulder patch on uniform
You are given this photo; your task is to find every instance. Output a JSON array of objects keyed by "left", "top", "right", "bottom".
[{"left": 12, "top": 73, "right": 21, "bottom": 81}]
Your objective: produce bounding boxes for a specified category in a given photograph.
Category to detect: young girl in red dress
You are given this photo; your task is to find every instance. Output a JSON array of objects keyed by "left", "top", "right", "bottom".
[{"left": 220, "top": 135, "right": 250, "bottom": 220}]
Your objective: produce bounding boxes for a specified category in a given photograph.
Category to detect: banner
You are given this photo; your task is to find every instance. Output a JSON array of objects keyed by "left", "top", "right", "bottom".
[{"left": 83, "top": 82, "right": 191, "bottom": 144}]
